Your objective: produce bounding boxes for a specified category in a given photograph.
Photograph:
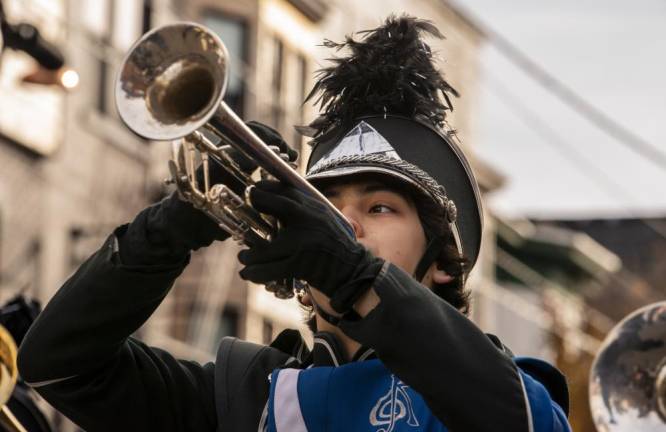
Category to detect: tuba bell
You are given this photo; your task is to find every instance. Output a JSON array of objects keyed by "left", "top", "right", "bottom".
[
  {"left": 589, "top": 301, "right": 666, "bottom": 431},
  {"left": 0, "top": 325, "right": 27, "bottom": 432},
  {"left": 115, "top": 22, "right": 353, "bottom": 299}
]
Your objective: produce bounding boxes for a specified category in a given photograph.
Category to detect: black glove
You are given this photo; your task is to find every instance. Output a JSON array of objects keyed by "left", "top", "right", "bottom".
[
  {"left": 237, "top": 180, "right": 384, "bottom": 313},
  {"left": 120, "top": 122, "right": 298, "bottom": 265},
  {"left": 208, "top": 121, "right": 298, "bottom": 195},
  {"left": 232, "top": 121, "right": 299, "bottom": 172}
]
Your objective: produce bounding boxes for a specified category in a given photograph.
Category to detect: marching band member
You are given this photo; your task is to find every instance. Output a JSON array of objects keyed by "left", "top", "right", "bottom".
[{"left": 18, "top": 16, "right": 570, "bottom": 431}]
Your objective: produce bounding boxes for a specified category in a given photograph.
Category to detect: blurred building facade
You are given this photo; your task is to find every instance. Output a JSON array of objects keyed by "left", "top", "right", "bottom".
[
  {"left": 0, "top": 0, "right": 489, "bottom": 362},
  {"left": 0, "top": 0, "right": 177, "bottom": 428},
  {"left": 0, "top": 0, "right": 633, "bottom": 431}
]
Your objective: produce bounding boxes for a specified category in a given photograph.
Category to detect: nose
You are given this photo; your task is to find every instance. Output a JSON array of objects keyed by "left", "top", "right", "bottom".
[
  {"left": 347, "top": 217, "right": 363, "bottom": 238},
  {"left": 340, "top": 207, "right": 364, "bottom": 238}
]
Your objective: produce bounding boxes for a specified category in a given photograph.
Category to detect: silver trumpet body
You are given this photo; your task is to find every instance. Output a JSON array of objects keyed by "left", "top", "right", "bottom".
[{"left": 115, "top": 22, "right": 348, "bottom": 298}]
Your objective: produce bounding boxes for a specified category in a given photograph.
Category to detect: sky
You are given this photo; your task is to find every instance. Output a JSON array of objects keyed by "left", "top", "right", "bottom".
[{"left": 459, "top": 0, "right": 666, "bottom": 219}]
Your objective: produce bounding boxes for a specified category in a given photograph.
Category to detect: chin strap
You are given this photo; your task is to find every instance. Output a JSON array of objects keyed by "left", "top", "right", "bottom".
[
  {"left": 309, "top": 294, "right": 362, "bottom": 327},
  {"left": 310, "top": 299, "right": 342, "bottom": 326},
  {"left": 413, "top": 233, "right": 444, "bottom": 283}
]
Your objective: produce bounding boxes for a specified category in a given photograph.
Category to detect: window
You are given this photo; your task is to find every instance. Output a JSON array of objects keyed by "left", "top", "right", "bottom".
[
  {"left": 94, "top": 0, "right": 147, "bottom": 117},
  {"left": 0, "top": 0, "right": 66, "bottom": 156},
  {"left": 293, "top": 53, "right": 308, "bottom": 147},
  {"left": 141, "top": 0, "right": 153, "bottom": 35},
  {"left": 217, "top": 306, "right": 240, "bottom": 339},
  {"left": 0, "top": 238, "right": 40, "bottom": 296},
  {"left": 202, "top": 12, "right": 248, "bottom": 116},
  {"left": 271, "top": 37, "right": 285, "bottom": 129},
  {"left": 262, "top": 318, "right": 274, "bottom": 344}
]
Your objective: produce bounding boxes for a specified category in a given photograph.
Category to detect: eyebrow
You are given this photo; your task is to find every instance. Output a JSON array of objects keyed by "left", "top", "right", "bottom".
[
  {"left": 363, "top": 183, "right": 397, "bottom": 194},
  {"left": 322, "top": 182, "right": 402, "bottom": 198}
]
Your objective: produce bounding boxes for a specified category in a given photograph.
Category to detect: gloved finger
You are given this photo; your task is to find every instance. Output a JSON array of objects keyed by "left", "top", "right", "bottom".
[
  {"left": 208, "top": 120, "right": 281, "bottom": 175},
  {"left": 239, "top": 258, "right": 295, "bottom": 284},
  {"left": 196, "top": 154, "right": 248, "bottom": 196},
  {"left": 224, "top": 147, "right": 256, "bottom": 173},
  {"left": 246, "top": 121, "right": 284, "bottom": 147},
  {"left": 285, "top": 146, "right": 298, "bottom": 162},
  {"left": 246, "top": 121, "right": 298, "bottom": 162},
  {"left": 239, "top": 234, "right": 270, "bottom": 251},
  {"left": 254, "top": 180, "right": 312, "bottom": 205},
  {"left": 238, "top": 233, "right": 296, "bottom": 266},
  {"left": 163, "top": 192, "right": 231, "bottom": 247},
  {"left": 249, "top": 185, "right": 305, "bottom": 222},
  {"left": 254, "top": 179, "right": 289, "bottom": 193}
]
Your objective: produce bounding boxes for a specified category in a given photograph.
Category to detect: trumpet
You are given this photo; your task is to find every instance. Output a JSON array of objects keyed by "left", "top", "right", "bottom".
[{"left": 115, "top": 22, "right": 352, "bottom": 299}]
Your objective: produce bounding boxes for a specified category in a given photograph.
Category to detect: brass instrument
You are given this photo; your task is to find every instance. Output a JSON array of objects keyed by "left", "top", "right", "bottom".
[
  {"left": 589, "top": 301, "right": 666, "bottom": 431},
  {"left": 115, "top": 22, "right": 352, "bottom": 298},
  {"left": 0, "top": 325, "right": 27, "bottom": 432}
]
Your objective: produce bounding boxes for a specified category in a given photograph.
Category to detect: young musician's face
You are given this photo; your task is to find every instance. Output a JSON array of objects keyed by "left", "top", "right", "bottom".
[
  {"left": 320, "top": 177, "right": 427, "bottom": 276},
  {"left": 305, "top": 175, "right": 452, "bottom": 335}
]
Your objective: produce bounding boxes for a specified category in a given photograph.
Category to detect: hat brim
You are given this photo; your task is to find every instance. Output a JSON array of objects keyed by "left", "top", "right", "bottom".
[{"left": 307, "top": 164, "right": 423, "bottom": 189}]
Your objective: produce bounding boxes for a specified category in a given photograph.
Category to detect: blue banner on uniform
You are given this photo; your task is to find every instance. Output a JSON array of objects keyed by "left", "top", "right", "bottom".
[{"left": 266, "top": 358, "right": 571, "bottom": 432}]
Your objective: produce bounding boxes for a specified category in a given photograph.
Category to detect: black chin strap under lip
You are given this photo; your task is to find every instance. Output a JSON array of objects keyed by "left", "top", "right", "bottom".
[{"left": 413, "top": 233, "right": 444, "bottom": 283}]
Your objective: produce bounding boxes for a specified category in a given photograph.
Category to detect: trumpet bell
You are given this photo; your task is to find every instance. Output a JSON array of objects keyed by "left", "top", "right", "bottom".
[
  {"left": 114, "top": 21, "right": 354, "bottom": 299},
  {"left": 115, "top": 22, "right": 229, "bottom": 140},
  {"left": 589, "top": 301, "right": 666, "bottom": 431}
]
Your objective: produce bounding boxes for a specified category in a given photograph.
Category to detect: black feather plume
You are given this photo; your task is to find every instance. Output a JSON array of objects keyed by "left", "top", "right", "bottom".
[{"left": 304, "top": 14, "right": 459, "bottom": 139}]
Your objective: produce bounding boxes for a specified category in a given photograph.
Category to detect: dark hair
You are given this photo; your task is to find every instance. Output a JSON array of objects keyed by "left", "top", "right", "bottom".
[
  {"left": 302, "top": 174, "right": 471, "bottom": 331},
  {"left": 413, "top": 191, "right": 471, "bottom": 314}
]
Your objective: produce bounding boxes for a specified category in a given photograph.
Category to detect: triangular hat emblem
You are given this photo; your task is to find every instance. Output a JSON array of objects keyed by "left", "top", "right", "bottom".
[{"left": 308, "top": 121, "right": 401, "bottom": 173}]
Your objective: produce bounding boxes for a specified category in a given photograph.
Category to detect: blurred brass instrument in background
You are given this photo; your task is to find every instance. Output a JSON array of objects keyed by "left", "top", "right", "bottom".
[
  {"left": 0, "top": 325, "right": 27, "bottom": 432},
  {"left": 589, "top": 301, "right": 666, "bottom": 431},
  {"left": 115, "top": 22, "right": 350, "bottom": 299}
]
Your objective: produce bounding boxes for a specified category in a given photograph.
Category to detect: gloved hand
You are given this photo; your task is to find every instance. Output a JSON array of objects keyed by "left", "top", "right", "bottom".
[
  {"left": 237, "top": 180, "right": 384, "bottom": 313},
  {"left": 164, "top": 121, "right": 298, "bottom": 248},
  {"left": 206, "top": 121, "right": 299, "bottom": 195},
  {"left": 230, "top": 121, "right": 299, "bottom": 173},
  {"left": 120, "top": 122, "right": 298, "bottom": 265}
]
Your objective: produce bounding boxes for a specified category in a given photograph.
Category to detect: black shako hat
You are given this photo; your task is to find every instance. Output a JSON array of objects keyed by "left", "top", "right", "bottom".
[{"left": 301, "top": 15, "right": 483, "bottom": 271}]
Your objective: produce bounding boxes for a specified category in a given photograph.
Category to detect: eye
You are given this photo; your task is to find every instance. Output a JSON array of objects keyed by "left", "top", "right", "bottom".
[{"left": 369, "top": 204, "right": 394, "bottom": 214}]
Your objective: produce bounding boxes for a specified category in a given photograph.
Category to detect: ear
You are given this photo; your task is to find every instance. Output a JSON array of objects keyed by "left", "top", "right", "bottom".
[
  {"left": 421, "top": 263, "right": 453, "bottom": 287},
  {"left": 432, "top": 268, "right": 453, "bottom": 284}
]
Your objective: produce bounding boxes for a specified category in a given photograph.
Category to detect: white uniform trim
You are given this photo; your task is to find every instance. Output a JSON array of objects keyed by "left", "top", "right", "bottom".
[
  {"left": 257, "top": 401, "right": 269, "bottom": 432},
  {"left": 313, "top": 337, "right": 340, "bottom": 367},
  {"left": 273, "top": 369, "right": 308, "bottom": 432},
  {"left": 517, "top": 371, "right": 535, "bottom": 432},
  {"left": 357, "top": 348, "right": 376, "bottom": 362},
  {"left": 295, "top": 340, "right": 306, "bottom": 363},
  {"left": 26, "top": 375, "right": 78, "bottom": 388}
]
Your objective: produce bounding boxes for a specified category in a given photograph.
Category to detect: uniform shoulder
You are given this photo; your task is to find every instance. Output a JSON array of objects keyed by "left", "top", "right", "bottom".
[
  {"left": 214, "top": 335, "right": 297, "bottom": 429},
  {"left": 515, "top": 356, "right": 569, "bottom": 415}
]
